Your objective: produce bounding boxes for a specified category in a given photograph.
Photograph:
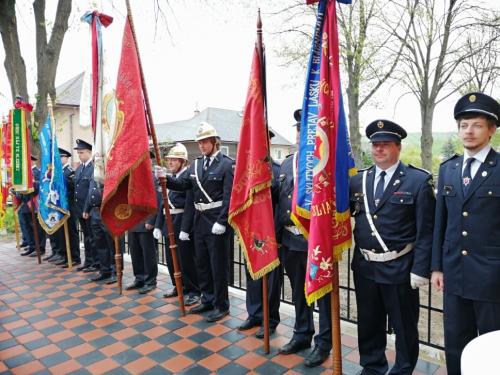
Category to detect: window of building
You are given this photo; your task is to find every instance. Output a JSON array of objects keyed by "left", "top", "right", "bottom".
[{"left": 220, "top": 145, "right": 229, "bottom": 155}]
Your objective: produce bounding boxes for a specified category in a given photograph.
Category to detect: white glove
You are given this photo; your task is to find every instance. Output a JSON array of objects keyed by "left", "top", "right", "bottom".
[
  {"left": 410, "top": 273, "right": 429, "bottom": 289},
  {"left": 153, "top": 228, "right": 162, "bottom": 240},
  {"left": 154, "top": 165, "right": 167, "bottom": 178},
  {"left": 211, "top": 222, "right": 226, "bottom": 235},
  {"left": 179, "top": 231, "right": 190, "bottom": 241}
]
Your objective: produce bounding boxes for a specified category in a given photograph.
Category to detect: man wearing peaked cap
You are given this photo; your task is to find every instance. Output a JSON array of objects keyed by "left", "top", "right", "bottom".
[
  {"left": 350, "top": 119, "right": 435, "bottom": 374},
  {"left": 73, "top": 139, "right": 97, "bottom": 272},
  {"left": 52, "top": 147, "right": 81, "bottom": 268},
  {"left": 58, "top": 148, "right": 72, "bottom": 158},
  {"left": 365, "top": 119, "right": 408, "bottom": 143},
  {"left": 431, "top": 92, "right": 500, "bottom": 374},
  {"left": 73, "top": 138, "right": 92, "bottom": 150}
]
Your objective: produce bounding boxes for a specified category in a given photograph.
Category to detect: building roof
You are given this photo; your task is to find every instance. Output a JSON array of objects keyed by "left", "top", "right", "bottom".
[
  {"left": 155, "top": 107, "right": 291, "bottom": 146},
  {"left": 55, "top": 72, "right": 84, "bottom": 107}
]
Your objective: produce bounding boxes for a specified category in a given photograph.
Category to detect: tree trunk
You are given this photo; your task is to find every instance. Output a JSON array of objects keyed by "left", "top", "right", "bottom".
[
  {"left": 420, "top": 102, "right": 435, "bottom": 172},
  {"left": 0, "top": 0, "right": 29, "bottom": 104},
  {"left": 32, "top": 0, "right": 72, "bottom": 133},
  {"left": 347, "top": 86, "right": 362, "bottom": 167}
]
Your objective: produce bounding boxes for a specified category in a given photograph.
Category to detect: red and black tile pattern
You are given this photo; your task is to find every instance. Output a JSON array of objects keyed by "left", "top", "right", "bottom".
[{"left": 0, "top": 240, "right": 445, "bottom": 374}]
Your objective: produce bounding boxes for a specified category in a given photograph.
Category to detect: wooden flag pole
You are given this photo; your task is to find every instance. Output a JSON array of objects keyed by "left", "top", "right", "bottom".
[
  {"left": 256, "top": 9, "right": 271, "bottom": 354},
  {"left": 331, "top": 262, "right": 342, "bottom": 374},
  {"left": 12, "top": 198, "right": 21, "bottom": 251},
  {"left": 29, "top": 199, "right": 42, "bottom": 264},
  {"left": 114, "top": 236, "right": 123, "bottom": 294},
  {"left": 125, "top": 0, "right": 185, "bottom": 316},
  {"left": 262, "top": 273, "right": 270, "bottom": 354}
]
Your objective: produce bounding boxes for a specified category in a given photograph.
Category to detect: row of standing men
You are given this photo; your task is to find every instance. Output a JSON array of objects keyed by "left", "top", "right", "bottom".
[{"left": 16, "top": 91, "right": 500, "bottom": 373}]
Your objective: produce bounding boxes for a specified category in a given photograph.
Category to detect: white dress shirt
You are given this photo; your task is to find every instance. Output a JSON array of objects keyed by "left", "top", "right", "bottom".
[
  {"left": 374, "top": 161, "right": 400, "bottom": 195},
  {"left": 463, "top": 145, "right": 491, "bottom": 179}
]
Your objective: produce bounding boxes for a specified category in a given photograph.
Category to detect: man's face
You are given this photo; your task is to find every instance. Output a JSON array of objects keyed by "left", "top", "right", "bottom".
[
  {"left": 197, "top": 138, "right": 215, "bottom": 156},
  {"left": 77, "top": 149, "right": 91, "bottom": 163},
  {"left": 60, "top": 155, "right": 68, "bottom": 165},
  {"left": 458, "top": 116, "right": 496, "bottom": 154},
  {"left": 166, "top": 158, "right": 183, "bottom": 173},
  {"left": 371, "top": 141, "right": 401, "bottom": 169}
]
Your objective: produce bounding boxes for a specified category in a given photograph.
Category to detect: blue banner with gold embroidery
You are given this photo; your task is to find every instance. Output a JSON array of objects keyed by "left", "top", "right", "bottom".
[
  {"left": 38, "top": 116, "right": 69, "bottom": 234},
  {"left": 291, "top": 0, "right": 327, "bottom": 236}
]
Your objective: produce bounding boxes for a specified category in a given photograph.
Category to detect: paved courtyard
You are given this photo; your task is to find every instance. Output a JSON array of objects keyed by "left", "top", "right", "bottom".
[{"left": 0, "top": 239, "right": 446, "bottom": 374}]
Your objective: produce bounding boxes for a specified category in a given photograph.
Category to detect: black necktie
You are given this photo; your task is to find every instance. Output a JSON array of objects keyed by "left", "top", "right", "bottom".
[
  {"left": 204, "top": 157, "right": 210, "bottom": 173},
  {"left": 462, "top": 158, "right": 475, "bottom": 195},
  {"left": 81, "top": 163, "right": 86, "bottom": 174},
  {"left": 374, "top": 171, "right": 386, "bottom": 207}
]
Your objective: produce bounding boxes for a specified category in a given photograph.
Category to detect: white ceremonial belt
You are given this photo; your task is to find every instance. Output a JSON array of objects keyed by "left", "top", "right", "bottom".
[
  {"left": 284, "top": 225, "right": 301, "bottom": 236},
  {"left": 169, "top": 208, "right": 184, "bottom": 215},
  {"left": 359, "top": 243, "right": 413, "bottom": 262},
  {"left": 194, "top": 201, "right": 223, "bottom": 211}
]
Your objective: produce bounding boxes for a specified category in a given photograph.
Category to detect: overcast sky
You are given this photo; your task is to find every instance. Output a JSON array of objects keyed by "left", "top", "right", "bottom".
[{"left": 0, "top": 0, "right": 498, "bottom": 143}]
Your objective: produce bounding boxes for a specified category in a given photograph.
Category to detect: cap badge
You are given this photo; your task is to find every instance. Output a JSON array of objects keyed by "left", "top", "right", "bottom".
[
  {"left": 377, "top": 121, "right": 384, "bottom": 128},
  {"left": 469, "top": 94, "right": 476, "bottom": 103}
]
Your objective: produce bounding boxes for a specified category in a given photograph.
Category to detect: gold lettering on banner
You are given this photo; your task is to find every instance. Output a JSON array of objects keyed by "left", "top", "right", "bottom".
[
  {"left": 311, "top": 199, "right": 333, "bottom": 217},
  {"left": 114, "top": 204, "right": 132, "bottom": 220}
]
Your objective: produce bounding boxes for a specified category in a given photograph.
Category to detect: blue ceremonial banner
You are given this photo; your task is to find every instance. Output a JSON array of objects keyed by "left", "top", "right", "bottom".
[
  {"left": 291, "top": 0, "right": 327, "bottom": 236},
  {"left": 38, "top": 116, "right": 70, "bottom": 234}
]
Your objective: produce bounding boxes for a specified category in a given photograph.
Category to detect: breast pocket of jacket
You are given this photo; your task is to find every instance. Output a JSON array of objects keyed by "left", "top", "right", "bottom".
[
  {"left": 442, "top": 185, "right": 456, "bottom": 197},
  {"left": 389, "top": 193, "right": 414, "bottom": 205},
  {"left": 476, "top": 185, "right": 500, "bottom": 199},
  {"left": 206, "top": 174, "right": 223, "bottom": 188}
]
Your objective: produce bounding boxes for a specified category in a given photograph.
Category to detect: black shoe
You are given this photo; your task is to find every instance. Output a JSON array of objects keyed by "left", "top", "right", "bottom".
[
  {"left": 139, "top": 285, "right": 156, "bottom": 294},
  {"left": 279, "top": 339, "right": 311, "bottom": 355},
  {"left": 49, "top": 255, "right": 62, "bottom": 263},
  {"left": 29, "top": 251, "right": 39, "bottom": 257},
  {"left": 190, "top": 303, "right": 213, "bottom": 314},
  {"left": 20, "top": 242, "right": 28, "bottom": 247},
  {"left": 163, "top": 288, "right": 178, "bottom": 298},
  {"left": 255, "top": 326, "right": 276, "bottom": 339},
  {"left": 21, "top": 249, "right": 35, "bottom": 256},
  {"left": 76, "top": 264, "right": 90, "bottom": 272},
  {"left": 62, "top": 260, "right": 81, "bottom": 268},
  {"left": 206, "top": 309, "right": 229, "bottom": 322},
  {"left": 304, "top": 346, "right": 330, "bottom": 368},
  {"left": 43, "top": 254, "right": 55, "bottom": 261},
  {"left": 105, "top": 275, "right": 117, "bottom": 284},
  {"left": 54, "top": 258, "right": 67, "bottom": 266},
  {"left": 125, "top": 281, "right": 144, "bottom": 291},
  {"left": 184, "top": 295, "right": 200, "bottom": 306},
  {"left": 238, "top": 318, "right": 261, "bottom": 331},
  {"left": 83, "top": 266, "right": 98, "bottom": 273},
  {"left": 91, "top": 273, "right": 111, "bottom": 282}
]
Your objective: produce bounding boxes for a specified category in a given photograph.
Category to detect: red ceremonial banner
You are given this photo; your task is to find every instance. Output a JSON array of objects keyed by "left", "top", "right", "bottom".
[
  {"left": 101, "top": 18, "right": 157, "bottom": 236},
  {"left": 228, "top": 46, "right": 279, "bottom": 280},
  {"left": 304, "top": 0, "right": 355, "bottom": 304}
]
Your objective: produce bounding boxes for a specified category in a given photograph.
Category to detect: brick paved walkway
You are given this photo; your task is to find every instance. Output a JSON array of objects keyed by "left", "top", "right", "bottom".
[{"left": 0, "top": 239, "right": 446, "bottom": 374}]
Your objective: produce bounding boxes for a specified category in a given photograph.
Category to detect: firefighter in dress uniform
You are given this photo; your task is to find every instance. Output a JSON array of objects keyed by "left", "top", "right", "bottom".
[
  {"left": 73, "top": 139, "right": 97, "bottom": 272},
  {"left": 350, "top": 120, "right": 435, "bottom": 375},
  {"left": 126, "top": 151, "right": 160, "bottom": 294},
  {"left": 52, "top": 148, "right": 81, "bottom": 267},
  {"left": 155, "top": 122, "right": 234, "bottom": 323},
  {"left": 277, "top": 110, "right": 333, "bottom": 368},
  {"left": 239, "top": 130, "right": 283, "bottom": 339},
  {"left": 154, "top": 143, "right": 200, "bottom": 305},
  {"left": 431, "top": 93, "right": 500, "bottom": 375},
  {"left": 17, "top": 155, "right": 46, "bottom": 257}
]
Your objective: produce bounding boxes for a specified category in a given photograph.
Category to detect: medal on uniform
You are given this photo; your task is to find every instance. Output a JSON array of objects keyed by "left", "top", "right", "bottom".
[
  {"left": 354, "top": 201, "right": 361, "bottom": 215},
  {"left": 463, "top": 176, "right": 471, "bottom": 186}
]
